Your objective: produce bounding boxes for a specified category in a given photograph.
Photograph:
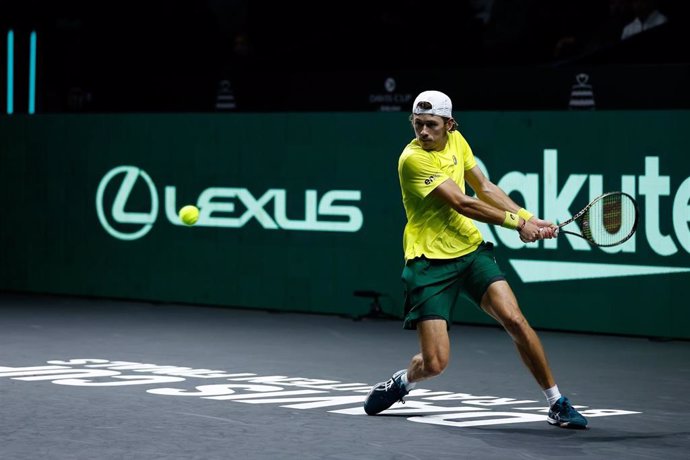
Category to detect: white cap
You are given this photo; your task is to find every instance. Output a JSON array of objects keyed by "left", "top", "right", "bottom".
[{"left": 412, "top": 90, "right": 452, "bottom": 118}]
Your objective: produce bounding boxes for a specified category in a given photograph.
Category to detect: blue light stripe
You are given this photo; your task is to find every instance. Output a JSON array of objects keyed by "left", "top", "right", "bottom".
[
  {"left": 7, "top": 30, "right": 14, "bottom": 114},
  {"left": 29, "top": 31, "right": 36, "bottom": 114}
]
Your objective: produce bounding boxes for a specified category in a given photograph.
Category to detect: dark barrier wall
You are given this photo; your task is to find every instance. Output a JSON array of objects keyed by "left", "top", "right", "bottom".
[{"left": 1, "top": 112, "right": 689, "bottom": 339}]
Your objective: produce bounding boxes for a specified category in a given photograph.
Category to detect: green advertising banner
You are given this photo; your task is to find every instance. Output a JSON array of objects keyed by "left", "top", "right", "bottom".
[{"left": 1, "top": 112, "right": 688, "bottom": 339}]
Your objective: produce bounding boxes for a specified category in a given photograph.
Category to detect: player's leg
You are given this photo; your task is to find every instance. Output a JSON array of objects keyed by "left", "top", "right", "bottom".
[
  {"left": 479, "top": 280, "right": 554, "bottom": 389},
  {"left": 480, "top": 280, "right": 588, "bottom": 428},
  {"left": 407, "top": 318, "right": 450, "bottom": 383},
  {"left": 364, "top": 316, "right": 451, "bottom": 416},
  {"left": 364, "top": 258, "right": 459, "bottom": 415}
]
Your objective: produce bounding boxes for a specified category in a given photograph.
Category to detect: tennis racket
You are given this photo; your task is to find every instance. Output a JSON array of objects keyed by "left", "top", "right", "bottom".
[{"left": 556, "top": 191, "right": 639, "bottom": 247}]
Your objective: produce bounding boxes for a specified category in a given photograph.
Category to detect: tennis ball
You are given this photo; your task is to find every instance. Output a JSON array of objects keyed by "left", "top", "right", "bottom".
[{"left": 179, "top": 205, "right": 199, "bottom": 226}]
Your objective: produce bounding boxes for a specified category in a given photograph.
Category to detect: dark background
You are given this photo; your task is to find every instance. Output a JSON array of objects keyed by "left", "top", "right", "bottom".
[{"left": 2, "top": 0, "right": 689, "bottom": 113}]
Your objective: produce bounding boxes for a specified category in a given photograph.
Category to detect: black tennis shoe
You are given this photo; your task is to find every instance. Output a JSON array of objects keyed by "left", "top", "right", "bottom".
[
  {"left": 363, "top": 369, "right": 409, "bottom": 415},
  {"left": 547, "top": 396, "right": 588, "bottom": 428}
]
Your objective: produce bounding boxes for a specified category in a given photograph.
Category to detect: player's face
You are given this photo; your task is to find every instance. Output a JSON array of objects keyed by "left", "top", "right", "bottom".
[{"left": 412, "top": 115, "right": 449, "bottom": 151}]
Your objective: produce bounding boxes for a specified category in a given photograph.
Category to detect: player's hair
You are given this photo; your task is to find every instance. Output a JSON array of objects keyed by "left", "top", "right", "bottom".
[{"left": 416, "top": 101, "right": 433, "bottom": 111}]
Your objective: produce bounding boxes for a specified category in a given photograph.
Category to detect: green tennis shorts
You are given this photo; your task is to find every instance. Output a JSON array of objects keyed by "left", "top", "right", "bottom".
[{"left": 401, "top": 242, "right": 506, "bottom": 330}]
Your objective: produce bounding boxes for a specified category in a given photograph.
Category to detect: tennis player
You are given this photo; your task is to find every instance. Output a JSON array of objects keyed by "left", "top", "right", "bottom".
[{"left": 363, "top": 90, "right": 588, "bottom": 428}]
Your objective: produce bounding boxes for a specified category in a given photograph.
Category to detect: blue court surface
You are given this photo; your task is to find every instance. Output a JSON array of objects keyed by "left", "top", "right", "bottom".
[{"left": 0, "top": 292, "right": 688, "bottom": 460}]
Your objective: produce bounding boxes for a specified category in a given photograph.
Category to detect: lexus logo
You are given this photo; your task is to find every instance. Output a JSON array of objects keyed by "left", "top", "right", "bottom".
[
  {"left": 96, "top": 165, "right": 364, "bottom": 241},
  {"left": 96, "top": 166, "right": 159, "bottom": 240}
]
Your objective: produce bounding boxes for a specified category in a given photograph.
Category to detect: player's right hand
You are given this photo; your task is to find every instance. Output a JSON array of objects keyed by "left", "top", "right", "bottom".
[
  {"left": 519, "top": 220, "right": 544, "bottom": 243},
  {"left": 529, "top": 218, "right": 558, "bottom": 239}
]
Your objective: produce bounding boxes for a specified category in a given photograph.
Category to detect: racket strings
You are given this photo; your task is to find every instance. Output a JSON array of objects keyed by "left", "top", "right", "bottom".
[{"left": 577, "top": 194, "right": 637, "bottom": 246}]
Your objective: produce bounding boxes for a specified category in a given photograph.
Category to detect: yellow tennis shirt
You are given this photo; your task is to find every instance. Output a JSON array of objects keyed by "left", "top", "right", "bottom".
[{"left": 398, "top": 130, "right": 483, "bottom": 261}]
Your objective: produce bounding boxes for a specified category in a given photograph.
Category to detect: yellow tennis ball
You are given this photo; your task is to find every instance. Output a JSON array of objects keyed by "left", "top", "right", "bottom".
[{"left": 179, "top": 205, "right": 199, "bottom": 226}]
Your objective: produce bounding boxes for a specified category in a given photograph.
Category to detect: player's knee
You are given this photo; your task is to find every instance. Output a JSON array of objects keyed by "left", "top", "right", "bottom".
[
  {"left": 502, "top": 314, "right": 530, "bottom": 337},
  {"left": 424, "top": 355, "right": 448, "bottom": 376}
]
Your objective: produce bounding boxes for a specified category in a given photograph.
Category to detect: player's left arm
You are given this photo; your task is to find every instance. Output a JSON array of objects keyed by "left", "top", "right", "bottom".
[{"left": 465, "top": 165, "right": 557, "bottom": 237}]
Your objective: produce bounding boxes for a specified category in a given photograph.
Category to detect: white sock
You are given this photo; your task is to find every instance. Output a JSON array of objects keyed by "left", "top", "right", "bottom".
[
  {"left": 399, "top": 369, "right": 416, "bottom": 390},
  {"left": 543, "top": 385, "right": 561, "bottom": 407}
]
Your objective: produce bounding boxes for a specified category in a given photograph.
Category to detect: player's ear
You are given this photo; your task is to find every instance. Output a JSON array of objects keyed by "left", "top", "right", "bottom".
[{"left": 447, "top": 118, "right": 457, "bottom": 132}]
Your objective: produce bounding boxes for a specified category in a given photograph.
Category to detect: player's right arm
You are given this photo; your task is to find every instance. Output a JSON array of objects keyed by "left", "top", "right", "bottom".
[
  {"left": 465, "top": 165, "right": 556, "bottom": 238},
  {"left": 431, "top": 178, "right": 544, "bottom": 243},
  {"left": 400, "top": 150, "right": 543, "bottom": 242}
]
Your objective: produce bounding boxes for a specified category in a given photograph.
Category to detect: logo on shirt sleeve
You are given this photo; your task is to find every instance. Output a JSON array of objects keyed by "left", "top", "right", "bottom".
[{"left": 424, "top": 174, "right": 440, "bottom": 185}]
